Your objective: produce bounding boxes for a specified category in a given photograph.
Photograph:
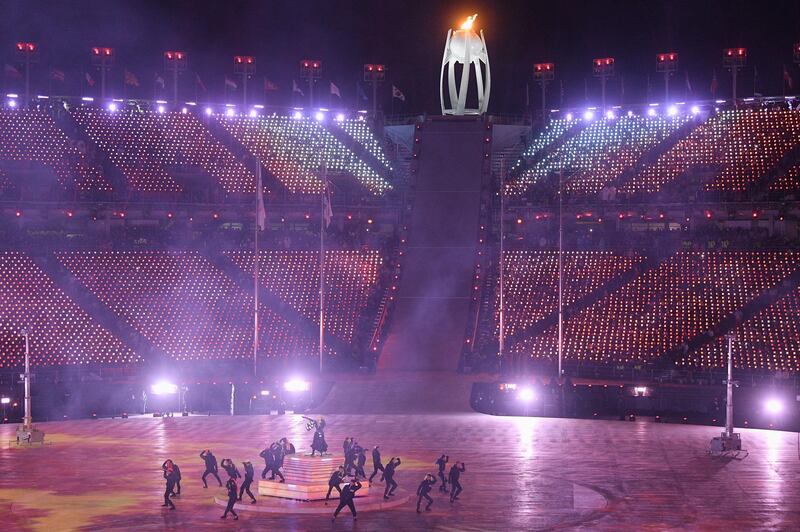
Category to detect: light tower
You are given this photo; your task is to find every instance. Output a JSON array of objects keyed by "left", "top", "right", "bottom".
[
  {"left": 300, "top": 59, "right": 322, "bottom": 108},
  {"left": 592, "top": 57, "right": 615, "bottom": 112},
  {"left": 723, "top": 47, "right": 747, "bottom": 107},
  {"left": 90, "top": 46, "right": 114, "bottom": 100},
  {"left": 709, "top": 334, "right": 742, "bottom": 454},
  {"left": 533, "top": 62, "right": 554, "bottom": 121},
  {"left": 656, "top": 52, "right": 678, "bottom": 104},
  {"left": 16, "top": 329, "right": 45, "bottom": 444},
  {"left": 440, "top": 14, "right": 491, "bottom": 115},
  {"left": 363, "top": 63, "right": 386, "bottom": 119},
  {"left": 164, "top": 51, "right": 187, "bottom": 105},
  {"left": 234, "top": 55, "right": 256, "bottom": 107},
  {"left": 15, "top": 42, "right": 38, "bottom": 109}
]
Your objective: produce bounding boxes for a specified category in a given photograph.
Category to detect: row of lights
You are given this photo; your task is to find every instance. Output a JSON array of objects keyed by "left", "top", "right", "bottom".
[{"left": 563, "top": 102, "right": 703, "bottom": 122}]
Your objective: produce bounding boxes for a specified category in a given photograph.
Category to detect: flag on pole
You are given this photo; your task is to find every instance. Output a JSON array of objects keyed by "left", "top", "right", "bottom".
[
  {"left": 85, "top": 72, "right": 96, "bottom": 87},
  {"left": 4, "top": 64, "right": 21, "bottom": 79},
  {"left": 357, "top": 82, "right": 368, "bottom": 102},
  {"left": 124, "top": 70, "right": 140, "bottom": 87},
  {"left": 784, "top": 65, "right": 794, "bottom": 90},
  {"left": 710, "top": 70, "right": 718, "bottom": 96},
  {"left": 256, "top": 165, "right": 267, "bottom": 231},
  {"left": 225, "top": 76, "right": 238, "bottom": 90},
  {"left": 322, "top": 180, "right": 333, "bottom": 228},
  {"left": 292, "top": 79, "right": 304, "bottom": 96},
  {"left": 50, "top": 68, "right": 65, "bottom": 82},
  {"left": 330, "top": 81, "right": 341, "bottom": 98},
  {"left": 264, "top": 78, "right": 278, "bottom": 91},
  {"left": 684, "top": 70, "right": 693, "bottom": 93},
  {"left": 391, "top": 84, "right": 405, "bottom": 101},
  {"left": 154, "top": 73, "right": 165, "bottom": 89},
  {"left": 195, "top": 72, "right": 207, "bottom": 93}
]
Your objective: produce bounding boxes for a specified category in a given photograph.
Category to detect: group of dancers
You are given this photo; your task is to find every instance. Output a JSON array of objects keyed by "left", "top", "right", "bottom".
[{"left": 158, "top": 415, "right": 468, "bottom": 521}]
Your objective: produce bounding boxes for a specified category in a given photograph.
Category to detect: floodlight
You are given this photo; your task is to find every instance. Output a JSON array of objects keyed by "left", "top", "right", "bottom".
[
  {"left": 150, "top": 381, "right": 178, "bottom": 395},
  {"left": 284, "top": 379, "right": 311, "bottom": 392},
  {"left": 765, "top": 399, "right": 783, "bottom": 415},
  {"left": 518, "top": 388, "right": 535, "bottom": 402}
]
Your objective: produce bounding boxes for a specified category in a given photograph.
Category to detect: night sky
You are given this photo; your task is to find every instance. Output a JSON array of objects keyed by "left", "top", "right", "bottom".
[{"left": 3, "top": 0, "right": 800, "bottom": 114}]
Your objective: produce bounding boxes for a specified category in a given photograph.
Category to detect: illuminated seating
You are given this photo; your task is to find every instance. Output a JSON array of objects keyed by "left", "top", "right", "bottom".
[
  {"left": 511, "top": 115, "right": 689, "bottom": 195},
  {"left": 56, "top": 251, "right": 320, "bottom": 361},
  {"left": 0, "top": 252, "right": 137, "bottom": 367},
  {"left": 70, "top": 107, "right": 253, "bottom": 193},
  {"left": 623, "top": 108, "right": 800, "bottom": 193},
  {"left": 684, "top": 288, "right": 800, "bottom": 371},
  {"left": 0, "top": 109, "right": 111, "bottom": 191},
  {"left": 770, "top": 161, "right": 800, "bottom": 191},
  {"left": 510, "top": 252, "right": 799, "bottom": 364},
  {"left": 514, "top": 118, "right": 575, "bottom": 167},
  {"left": 218, "top": 115, "right": 392, "bottom": 194},
  {"left": 225, "top": 250, "right": 384, "bottom": 343},
  {"left": 335, "top": 118, "right": 392, "bottom": 170},
  {"left": 497, "top": 251, "right": 641, "bottom": 338}
]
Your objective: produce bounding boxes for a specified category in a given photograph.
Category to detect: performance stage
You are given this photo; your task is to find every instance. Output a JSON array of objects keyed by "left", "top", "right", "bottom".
[{"left": 1, "top": 413, "right": 799, "bottom": 530}]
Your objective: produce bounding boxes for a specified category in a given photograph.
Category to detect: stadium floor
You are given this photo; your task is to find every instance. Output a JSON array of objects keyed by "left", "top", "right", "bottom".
[{"left": 1, "top": 413, "right": 799, "bottom": 530}]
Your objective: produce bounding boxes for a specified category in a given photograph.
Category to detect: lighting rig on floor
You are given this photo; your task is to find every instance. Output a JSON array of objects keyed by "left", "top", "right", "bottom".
[{"left": 709, "top": 334, "right": 746, "bottom": 457}]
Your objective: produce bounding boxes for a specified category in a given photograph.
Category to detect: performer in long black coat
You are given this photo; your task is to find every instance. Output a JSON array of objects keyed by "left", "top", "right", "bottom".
[{"left": 161, "top": 460, "right": 177, "bottom": 509}]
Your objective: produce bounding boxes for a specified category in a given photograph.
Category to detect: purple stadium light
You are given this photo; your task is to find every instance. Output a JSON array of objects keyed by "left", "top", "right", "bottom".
[
  {"left": 292, "top": 110, "right": 303, "bottom": 120},
  {"left": 582, "top": 109, "right": 594, "bottom": 121},
  {"left": 314, "top": 111, "right": 325, "bottom": 121},
  {"left": 157, "top": 104, "right": 166, "bottom": 114},
  {"left": 518, "top": 388, "right": 535, "bottom": 403},
  {"left": 249, "top": 108, "right": 258, "bottom": 117},
  {"left": 335, "top": 113, "right": 345, "bottom": 122},
  {"left": 150, "top": 381, "right": 178, "bottom": 395},
  {"left": 690, "top": 105, "right": 700, "bottom": 115},
  {"left": 284, "top": 379, "right": 311, "bottom": 393},
  {"left": 0, "top": 397, "right": 10, "bottom": 405},
  {"left": 204, "top": 107, "right": 213, "bottom": 116},
  {"left": 7, "top": 99, "right": 17, "bottom": 108},
  {"left": 667, "top": 105, "right": 678, "bottom": 116},
  {"left": 647, "top": 107, "right": 657, "bottom": 117},
  {"left": 107, "top": 102, "right": 118, "bottom": 112},
  {"left": 605, "top": 110, "right": 615, "bottom": 119},
  {"left": 764, "top": 398, "right": 783, "bottom": 415},
  {"left": 225, "top": 107, "right": 235, "bottom": 117},
  {"left": 565, "top": 112, "right": 573, "bottom": 121}
]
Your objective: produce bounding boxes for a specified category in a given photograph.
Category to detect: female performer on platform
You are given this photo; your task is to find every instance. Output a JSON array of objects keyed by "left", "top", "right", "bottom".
[{"left": 303, "top": 416, "right": 329, "bottom": 456}]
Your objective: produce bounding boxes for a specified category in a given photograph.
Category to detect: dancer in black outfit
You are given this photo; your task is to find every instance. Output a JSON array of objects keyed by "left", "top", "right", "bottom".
[
  {"left": 325, "top": 466, "right": 346, "bottom": 502},
  {"left": 449, "top": 461, "right": 466, "bottom": 502},
  {"left": 383, "top": 457, "right": 401, "bottom": 499},
  {"left": 221, "top": 477, "right": 239, "bottom": 520},
  {"left": 237, "top": 461, "right": 257, "bottom": 504},
  {"left": 221, "top": 458, "right": 241, "bottom": 480},
  {"left": 354, "top": 446, "right": 367, "bottom": 479},
  {"left": 161, "top": 460, "right": 177, "bottom": 509},
  {"left": 343, "top": 439, "right": 357, "bottom": 476},
  {"left": 281, "top": 437, "right": 296, "bottom": 455},
  {"left": 259, "top": 443, "right": 273, "bottom": 479},
  {"left": 200, "top": 449, "right": 222, "bottom": 488},
  {"left": 269, "top": 441, "right": 286, "bottom": 482},
  {"left": 416, "top": 473, "right": 437, "bottom": 513},
  {"left": 435, "top": 454, "right": 449, "bottom": 492},
  {"left": 368, "top": 445, "right": 384, "bottom": 484},
  {"left": 331, "top": 478, "right": 361, "bottom": 522}
]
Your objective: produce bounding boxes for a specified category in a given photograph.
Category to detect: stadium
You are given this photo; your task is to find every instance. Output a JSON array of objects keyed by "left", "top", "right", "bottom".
[{"left": 1, "top": 1, "right": 800, "bottom": 530}]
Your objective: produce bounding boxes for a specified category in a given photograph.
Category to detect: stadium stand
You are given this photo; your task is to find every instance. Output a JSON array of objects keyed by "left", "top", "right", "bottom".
[
  {"left": 70, "top": 107, "right": 253, "bottom": 193},
  {"left": 0, "top": 251, "right": 138, "bottom": 367},
  {"left": 56, "top": 251, "right": 320, "bottom": 361},
  {"left": 495, "top": 251, "right": 642, "bottom": 338},
  {"left": 622, "top": 108, "right": 800, "bottom": 193},
  {"left": 684, "top": 287, "right": 800, "bottom": 371},
  {"left": 508, "top": 251, "right": 800, "bottom": 365},
  {"left": 770, "top": 160, "right": 800, "bottom": 192},
  {"left": 217, "top": 115, "right": 392, "bottom": 194},
  {"left": 225, "top": 250, "right": 385, "bottom": 343},
  {"left": 0, "top": 109, "right": 111, "bottom": 191},
  {"left": 335, "top": 118, "right": 393, "bottom": 170},
  {"left": 510, "top": 115, "right": 690, "bottom": 195}
]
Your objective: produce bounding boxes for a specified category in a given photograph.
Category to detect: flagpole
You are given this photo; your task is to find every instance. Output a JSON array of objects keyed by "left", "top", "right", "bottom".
[
  {"left": 319, "top": 164, "right": 327, "bottom": 374},
  {"left": 254, "top": 161, "right": 261, "bottom": 377}
]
